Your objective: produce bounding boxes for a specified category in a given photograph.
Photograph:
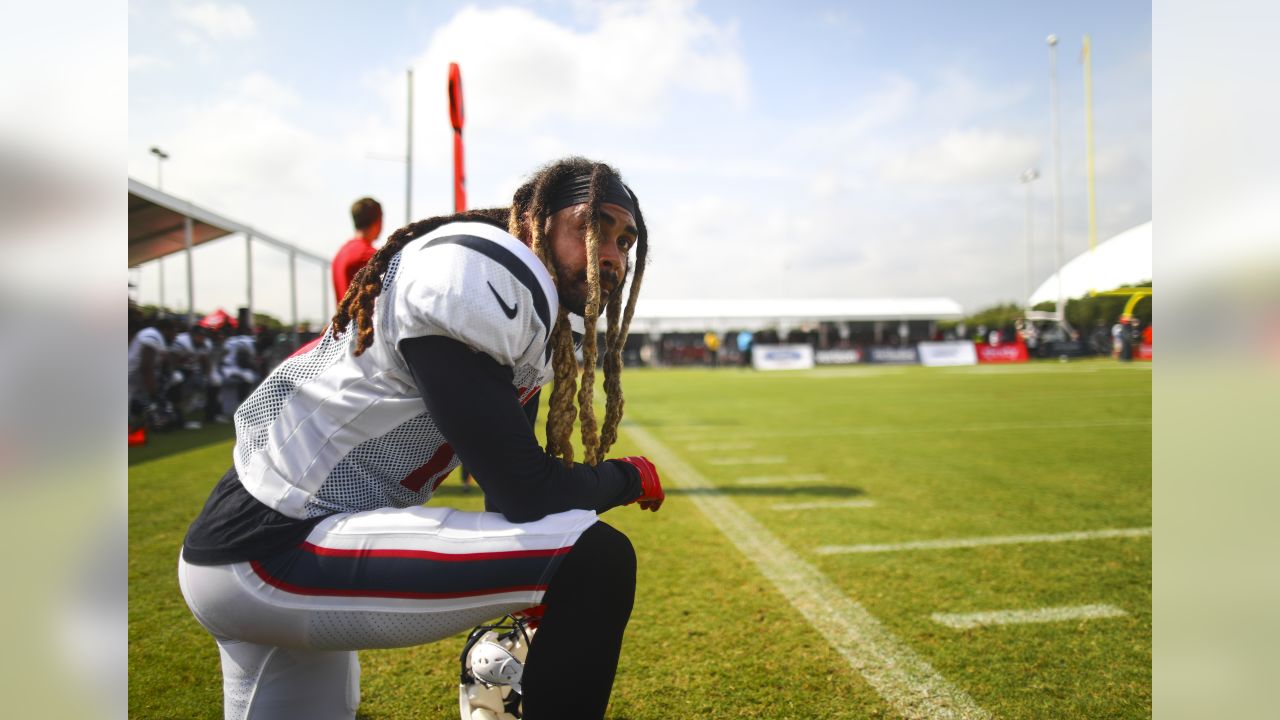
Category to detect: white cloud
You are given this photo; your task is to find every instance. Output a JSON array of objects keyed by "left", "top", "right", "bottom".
[
  {"left": 172, "top": 1, "right": 255, "bottom": 41},
  {"left": 881, "top": 129, "right": 1040, "bottom": 186},
  {"left": 923, "top": 67, "right": 1032, "bottom": 123},
  {"left": 128, "top": 53, "right": 168, "bottom": 73},
  {"left": 237, "top": 72, "right": 299, "bottom": 109},
  {"left": 407, "top": 0, "right": 748, "bottom": 132}
]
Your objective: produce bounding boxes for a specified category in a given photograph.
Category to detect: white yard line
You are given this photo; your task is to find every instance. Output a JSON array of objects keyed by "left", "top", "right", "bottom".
[
  {"left": 943, "top": 365, "right": 1101, "bottom": 374},
  {"left": 625, "top": 423, "right": 991, "bottom": 720},
  {"left": 686, "top": 441, "right": 756, "bottom": 451},
  {"left": 816, "top": 527, "right": 1152, "bottom": 555},
  {"left": 802, "top": 367, "right": 909, "bottom": 378},
  {"left": 771, "top": 499, "right": 878, "bottom": 511},
  {"left": 931, "top": 604, "right": 1128, "bottom": 630},
  {"left": 735, "top": 473, "right": 828, "bottom": 485},
  {"left": 662, "top": 417, "right": 1150, "bottom": 440},
  {"left": 707, "top": 455, "right": 788, "bottom": 465}
]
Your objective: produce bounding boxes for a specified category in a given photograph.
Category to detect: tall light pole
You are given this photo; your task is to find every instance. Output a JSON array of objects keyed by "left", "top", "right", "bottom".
[
  {"left": 1019, "top": 168, "right": 1039, "bottom": 308},
  {"left": 364, "top": 71, "right": 414, "bottom": 223},
  {"left": 1047, "top": 34, "right": 1068, "bottom": 330},
  {"left": 150, "top": 146, "right": 170, "bottom": 311},
  {"left": 1082, "top": 35, "right": 1098, "bottom": 296},
  {"left": 405, "top": 68, "right": 413, "bottom": 225}
]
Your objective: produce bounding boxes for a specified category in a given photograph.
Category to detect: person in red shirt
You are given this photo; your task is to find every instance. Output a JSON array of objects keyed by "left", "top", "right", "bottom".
[{"left": 331, "top": 197, "right": 383, "bottom": 303}]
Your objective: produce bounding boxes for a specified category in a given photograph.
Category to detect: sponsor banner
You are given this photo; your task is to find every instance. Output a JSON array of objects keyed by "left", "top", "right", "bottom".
[
  {"left": 867, "top": 346, "right": 920, "bottom": 364},
  {"left": 814, "top": 348, "right": 862, "bottom": 365},
  {"left": 1135, "top": 343, "right": 1152, "bottom": 361},
  {"left": 917, "top": 341, "right": 978, "bottom": 367},
  {"left": 976, "top": 341, "right": 1029, "bottom": 363},
  {"left": 752, "top": 344, "right": 815, "bottom": 371}
]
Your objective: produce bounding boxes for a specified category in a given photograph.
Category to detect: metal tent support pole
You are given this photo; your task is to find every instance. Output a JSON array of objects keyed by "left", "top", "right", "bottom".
[
  {"left": 289, "top": 249, "right": 299, "bottom": 344},
  {"left": 245, "top": 234, "right": 254, "bottom": 324},
  {"left": 184, "top": 217, "right": 195, "bottom": 327}
]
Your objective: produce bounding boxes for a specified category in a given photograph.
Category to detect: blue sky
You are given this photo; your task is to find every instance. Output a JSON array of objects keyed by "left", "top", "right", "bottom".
[{"left": 129, "top": 0, "right": 1151, "bottom": 324}]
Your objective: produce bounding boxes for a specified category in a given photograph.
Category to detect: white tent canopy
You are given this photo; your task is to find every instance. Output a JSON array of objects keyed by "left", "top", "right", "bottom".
[
  {"left": 627, "top": 297, "right": 964, "bottom": 334},
  {"left": 129, "top": 178, "right": 331, "bottom": 330},
  {"left": 1029, "top": 222, "right": 1152, "bottom": 306}
]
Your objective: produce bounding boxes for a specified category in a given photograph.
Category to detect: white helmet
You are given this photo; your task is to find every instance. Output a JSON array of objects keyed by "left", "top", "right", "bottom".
[
  {"left": 458, "top": 615, "right": 536, "bottom": 720},
  {"left": 468, "top": 633, "right": 525, "bottom": 692}
]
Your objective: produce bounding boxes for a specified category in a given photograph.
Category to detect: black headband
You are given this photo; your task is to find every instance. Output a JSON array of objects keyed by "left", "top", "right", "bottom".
[{"left": 547, "top": 172, "right": 636, "bottom": 217}]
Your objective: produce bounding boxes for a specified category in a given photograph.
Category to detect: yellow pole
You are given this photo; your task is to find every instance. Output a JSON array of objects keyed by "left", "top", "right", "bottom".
[
  {"left": 1122, "top": 290, "right": 1151, "bottom": 318},
  {"left": 1083, "top": 35, "right": 1098, "bottom": 295}
]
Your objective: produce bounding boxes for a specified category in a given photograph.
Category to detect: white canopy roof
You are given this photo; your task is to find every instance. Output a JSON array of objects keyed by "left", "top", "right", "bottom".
[
  {"left": 626, "top": 297, "right": 964, "bottom": 333},
  {"left": 128, "top": 178, "right": 331, "bottom": 329},
  {"left": 1030, "top": 222, "right": 1152, "bottom": 306},
  {"left": 129, "top": 178, "right": 326, "bottom": 267}
]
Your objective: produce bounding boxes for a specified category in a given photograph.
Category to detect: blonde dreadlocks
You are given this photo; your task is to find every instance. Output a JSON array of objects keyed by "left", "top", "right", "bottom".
[{"left": 508, "top": 157, "right": 648, "bottom": 467}]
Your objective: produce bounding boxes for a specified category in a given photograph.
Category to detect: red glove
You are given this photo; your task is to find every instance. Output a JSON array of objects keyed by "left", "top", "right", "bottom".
[{"left": 614, "top": 456, "right": 664, "bottom": 511}]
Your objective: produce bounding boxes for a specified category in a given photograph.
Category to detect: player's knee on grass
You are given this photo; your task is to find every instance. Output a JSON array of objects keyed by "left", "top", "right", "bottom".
[{"left": 545, "top": 521, "right": 636, "bottom": 613}]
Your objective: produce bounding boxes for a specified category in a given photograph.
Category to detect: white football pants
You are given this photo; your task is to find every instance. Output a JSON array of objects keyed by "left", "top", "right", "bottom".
[{"left": 178, "top": 505, "right": 598, "bottom": 720}]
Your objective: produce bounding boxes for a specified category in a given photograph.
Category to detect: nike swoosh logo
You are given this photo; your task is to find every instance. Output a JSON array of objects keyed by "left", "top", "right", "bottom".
[{"left": 487, "top": 281, "right": 519, "bottom": 319}]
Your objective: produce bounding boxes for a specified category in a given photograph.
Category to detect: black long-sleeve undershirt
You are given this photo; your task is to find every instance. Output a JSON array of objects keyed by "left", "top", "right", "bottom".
[{"left": 398, "top": 335, "right": 640, "bottom": 522}]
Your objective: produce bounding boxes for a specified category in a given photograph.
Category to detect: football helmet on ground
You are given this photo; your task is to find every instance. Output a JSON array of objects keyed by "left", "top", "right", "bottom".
[{"left": 458, "top": 614, "right": 536, "bottom": 720}]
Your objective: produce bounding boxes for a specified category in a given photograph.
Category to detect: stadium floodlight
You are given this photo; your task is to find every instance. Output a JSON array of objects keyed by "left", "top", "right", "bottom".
[
  {"left": 407, "top": 68, "right": 414, "bottom": 224},
  {"left": 149, "top": 146, "right": 169, "bottom": 190},
  {"left": 1046, "top": 33, "right": 1068, "bottom": 331}
]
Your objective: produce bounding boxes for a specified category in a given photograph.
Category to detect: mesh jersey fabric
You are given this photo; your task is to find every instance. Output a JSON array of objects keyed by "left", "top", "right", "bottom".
[{"left": 232, "top": 221, "right": 558, "bottom": 520}]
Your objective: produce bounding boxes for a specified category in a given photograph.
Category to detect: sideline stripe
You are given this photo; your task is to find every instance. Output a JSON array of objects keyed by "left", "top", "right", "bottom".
[
  {"left": 626, "top": 423, "right": 990, "bottom": 720},
  {"left": 736, "top": 473, "right": 827, "bottom": 485},
  {"left": 816, "top": 527, "right": 1152, "bottom": 555},
  {"left": 771, "top": 499, "right": 877, "bottom": 511},
  {"left": 931, "top": 604, "right": 1127, "bottom": 630},
  {"left": 708, "top": 455, "right": 788, "bottom": 465}
]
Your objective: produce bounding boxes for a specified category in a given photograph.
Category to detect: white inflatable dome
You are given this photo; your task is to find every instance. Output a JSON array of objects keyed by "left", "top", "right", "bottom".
[{"left": 1029, "top": 222, "right": 1151, "bottom": 306}]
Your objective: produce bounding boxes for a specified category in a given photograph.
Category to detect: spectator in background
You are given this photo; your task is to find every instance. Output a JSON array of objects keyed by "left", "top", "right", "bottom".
[
  {"left": 172, "top": 325, "right": 213, "bottom": 429},
  {"left": 218, "top": 325, "right": 258, "bottom": 418},
  {"left": 205, "top": 324, "right": 229, "bottom": 423},
  {"left": 256, "top": 327, "right": 295, "bottom": 375},
  {"left": 129, "top": 314, "right": 176, "bottom": 430},
  {"left": 737, "top": 330, "right": 753, "bottom": 366},
  {"left": 704, "top": 330, "right": 720, "bottom": 367},
  {"left": 1111, "top": 316, "right": 1126, "bottom": 359},
  {"left": 332, "top": 197, "right": 383, "bottom": 304}
]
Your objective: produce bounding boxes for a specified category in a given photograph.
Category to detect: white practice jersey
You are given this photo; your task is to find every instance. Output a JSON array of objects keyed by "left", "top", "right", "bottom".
[
  {"left": 173, "top": 332, "right": 210, "bottom": 371},
  {"left": 128, "top": 327, "right": 168, "bottom": 400},
  {"left": 232, "top": 221, "right": 558, "bottom": 520}
]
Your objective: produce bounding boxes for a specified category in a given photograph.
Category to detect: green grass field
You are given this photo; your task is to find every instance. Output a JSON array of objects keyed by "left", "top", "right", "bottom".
[{"left": 129, "top": 359, "right": 1151, "bottom": 719}]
